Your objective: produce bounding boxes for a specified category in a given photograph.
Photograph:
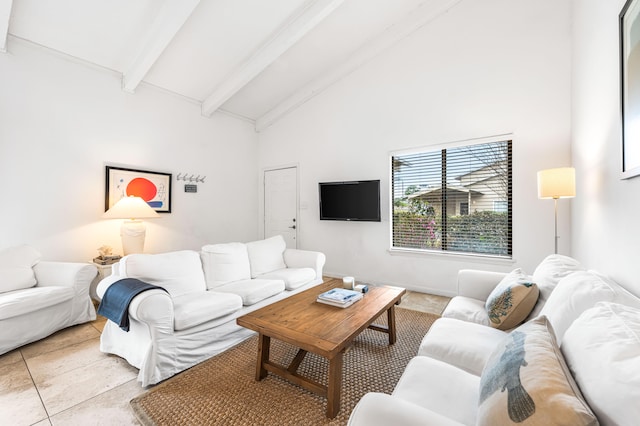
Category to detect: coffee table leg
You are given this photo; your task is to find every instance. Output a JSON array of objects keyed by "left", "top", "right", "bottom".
[
  {"left": 387, "top": 305, "right": 397, "bottom": 345},
  {"left": 256, "top": 333, "right": 270, "bottom": 380},
  {"left": 327, "top": 349, "right": 344, "bottom": 418}
]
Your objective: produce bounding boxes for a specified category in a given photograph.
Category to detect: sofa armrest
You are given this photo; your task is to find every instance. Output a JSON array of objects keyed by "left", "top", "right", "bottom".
[
  {"left": 128, "top": 290, "right": 174, "bottom": 324},
  {"left": 33, "top": 261, "right": 97, "bottom": 296},
  {"left": 348, "top": 393, "right": 465, "bottom": 426},
  {"left": 457, "top": 269, "right": 507, "bottom": 301},
  {"left": 96, "top": 273, "right": 122, "bottom": 300},
  {"left": 96, "top": 274, "right": 174, "bottom": 326},
  {"left": 284, "top": 249, "right": 326, "bottom": 280}
]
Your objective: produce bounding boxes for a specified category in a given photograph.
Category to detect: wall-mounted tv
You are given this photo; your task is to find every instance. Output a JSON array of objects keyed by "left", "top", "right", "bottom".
[{"left": 319, "top": 180, "right": 381, "bottom": 222}]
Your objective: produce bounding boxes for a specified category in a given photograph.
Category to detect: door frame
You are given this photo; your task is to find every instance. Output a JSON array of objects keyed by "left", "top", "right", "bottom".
[{"left": 261, "top": 163, "right": 300, "bottom": 247}]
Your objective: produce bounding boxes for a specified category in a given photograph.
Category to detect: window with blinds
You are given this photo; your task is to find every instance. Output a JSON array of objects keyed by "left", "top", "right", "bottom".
[{"left": 391, "top": 140, "right": 512, "bottom": 257}]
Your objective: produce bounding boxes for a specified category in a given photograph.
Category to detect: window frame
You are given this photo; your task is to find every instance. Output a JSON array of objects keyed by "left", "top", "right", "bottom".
[{"left": 389, "top": 136, "right": 513, "bottom": 259}]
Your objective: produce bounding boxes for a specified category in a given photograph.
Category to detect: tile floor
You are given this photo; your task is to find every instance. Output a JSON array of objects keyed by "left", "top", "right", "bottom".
[{"left": 0, "top": 291, "right": 449, "bottom": 426}]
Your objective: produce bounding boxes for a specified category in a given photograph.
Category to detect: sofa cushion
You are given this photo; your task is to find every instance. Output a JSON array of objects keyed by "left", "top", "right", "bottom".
[
  {"left": 393, "top": 356, "right": 480, "bottom": 425},
  {"left": 214, "top": 279, "right": 285, "bottom": 306},
  {"left": 246, "top": 236, "right": 286, "bottom": 278},
  {"left": 477, "top": 316, "right": 597, "bottom": 426},
  {"left": 540, "top": 270, "right": 640, "bottom": 344},
  {"left": 418, "top": 317, "right": 507, "bottom": 376},
  {"left": 485, "top": 268, "right": 539, "bottom": 331},
  {"left": 349, "top": 392, "right": 468, "bottom": 426},
  {"left": 200, "top": 243, "right": 251, "bottom": 289},
  {"left": 257, "top": 267, "right": 315, "bottom": 290},
  {"left": 0, "top": 245, "right": 41, "bottom": 294},
  {"left": 441, "top": 296, "right": 490, "bottom": 326},
  {"left": 172, "top": 291, "right": 243, "bottom": 331},
  {"left": 528, "top": 254, "right": 584, "bottom": 319},
  {"left": 122, "top": 250, "right": 206, "bottom": 297},
  {"left": 0, "top": 286, "right": 74, "bottom": 320},
  {"left": 562, "top": 302, "right": 640, "bottom": 426}
]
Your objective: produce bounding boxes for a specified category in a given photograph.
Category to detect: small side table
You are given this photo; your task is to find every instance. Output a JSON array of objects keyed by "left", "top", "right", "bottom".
[{"left": 90, "top": 262, "right": 114, "bottom": 302}]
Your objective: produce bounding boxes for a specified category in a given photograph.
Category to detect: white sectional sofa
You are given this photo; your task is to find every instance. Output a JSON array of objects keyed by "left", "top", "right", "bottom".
[
  {"left": 0, "top": 245, "right": 97, "bottom": 355},
  {"left": 349, "top": 255, "right": 640, "bottom": 425},
  {"left": 97, "top": 235, "right": 325, "bottom": 386}
]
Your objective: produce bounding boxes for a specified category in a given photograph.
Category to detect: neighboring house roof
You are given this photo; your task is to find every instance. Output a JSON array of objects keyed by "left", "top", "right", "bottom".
[{"left": 407, "top": 186, "right": 483, "bottom": 200}]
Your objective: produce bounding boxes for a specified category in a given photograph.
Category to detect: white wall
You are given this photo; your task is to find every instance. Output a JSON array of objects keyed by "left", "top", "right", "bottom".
[
  {"left": 571, "top": 0, "right": 640, "bottom": 297},
  {"left": 258, "top": 0, "right": 573, "bottom": 295},
  {"left": 0, "top": 39, "right": 259, "bottom": 262}
]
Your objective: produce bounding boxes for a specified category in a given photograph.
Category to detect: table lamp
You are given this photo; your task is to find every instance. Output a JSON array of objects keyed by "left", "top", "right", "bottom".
[
  {"left": 103, "top": 195, "right": 160, "bottom": 255},
  {"left": 537, "top": 167, "right": 576, "bottom": 254}
]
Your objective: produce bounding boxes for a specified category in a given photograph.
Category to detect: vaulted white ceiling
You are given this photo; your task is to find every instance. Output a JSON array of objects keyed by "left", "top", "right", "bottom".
[{"left": 2, "top": 0, "right": 461, "bottom": 131}]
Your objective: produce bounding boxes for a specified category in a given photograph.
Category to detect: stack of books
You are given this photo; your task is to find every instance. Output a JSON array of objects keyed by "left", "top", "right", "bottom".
[{"left": 317, "top": 288, "right": 363, "bottom": 308}]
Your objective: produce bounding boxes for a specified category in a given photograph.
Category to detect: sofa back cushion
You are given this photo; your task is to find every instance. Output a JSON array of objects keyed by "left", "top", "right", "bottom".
[
  {"left": 562, "top": 302, "right": 640, "bottom": 426},
  {"left": 246, "top": 235, "right": 286, "bottom": 278},
  {"left": 0, "top": 245, "right": 41, "bottom": 294},
  {"left": 540, "top": 270, "right": 640, "bottom": 344},
  {"left": 478, "top": 316, "right": 597, "bottom": 426},
  {"left": 528, "top": 254, "right": 584, "bottom": 319},
  {"left": 121, "top": 250, "right": 206, "bottom": 297},
  {"left": 200, "top": 243, "right": 251, "bottom": 289},
  {"left": 484, "top": 268, "right": 539, "bottom": 331}
]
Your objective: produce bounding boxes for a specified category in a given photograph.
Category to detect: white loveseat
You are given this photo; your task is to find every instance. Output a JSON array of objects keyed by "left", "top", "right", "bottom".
[
  {"left": 0, "top": 245, "right": 97, "bottom": 355},
  {"left": 97, "top": 235, "right": 325, "bottom": 386},
  {"left": 349, "top": 255, "right": 640, "bottom": 425}
]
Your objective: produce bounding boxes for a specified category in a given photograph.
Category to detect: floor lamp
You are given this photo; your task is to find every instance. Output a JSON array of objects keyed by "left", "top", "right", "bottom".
[
  {"left": 537, "top": 167, "right": 576, "bottom": 254},
  {"left": 103, "top": 196, "right": 160, "bottom": 255}
]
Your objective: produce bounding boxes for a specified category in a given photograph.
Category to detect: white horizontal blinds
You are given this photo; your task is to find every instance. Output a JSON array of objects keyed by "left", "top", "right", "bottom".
[
  {"left": 392, "top": 140, "right": 512, "bottom": 257},
  {"left": 392, "top": 150, "right": 443, "bottom": 249}
]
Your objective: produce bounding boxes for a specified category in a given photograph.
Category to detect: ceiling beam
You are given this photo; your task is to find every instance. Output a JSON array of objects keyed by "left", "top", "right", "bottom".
[
  {"left": 0, "top": 0, "right": 13, "bottom": 53},
  {"left": 255, "top": 0, "right": 464, "bottom": 132},
  {"left": 122, "top": 0, "right": 200, "bottom": 93},
  {"left": 201, "top": 0, "right": 345, "bottom": 117}
]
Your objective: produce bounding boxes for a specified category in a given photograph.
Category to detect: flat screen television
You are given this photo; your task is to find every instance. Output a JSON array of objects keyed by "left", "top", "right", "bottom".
[{"left": 319, "top": 180, "right": 381, "bottom": 222}]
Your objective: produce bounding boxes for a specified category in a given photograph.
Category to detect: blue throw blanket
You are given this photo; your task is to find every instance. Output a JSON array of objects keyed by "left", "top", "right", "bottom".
[{"left": 97, "top": 278, "right": 167, "bottom": 331}]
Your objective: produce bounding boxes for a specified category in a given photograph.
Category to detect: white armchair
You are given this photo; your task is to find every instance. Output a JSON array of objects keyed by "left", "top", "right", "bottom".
[{"left": 0, "top": 245, "right": 97, "bottom": 355}]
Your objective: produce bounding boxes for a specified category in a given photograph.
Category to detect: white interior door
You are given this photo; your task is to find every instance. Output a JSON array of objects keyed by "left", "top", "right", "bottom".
[{"left": 264, "top": 167, "right": 298, "bottom": 248}]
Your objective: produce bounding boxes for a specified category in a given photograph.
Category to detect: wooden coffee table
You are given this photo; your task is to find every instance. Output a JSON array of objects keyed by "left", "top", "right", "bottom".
[{"left": 236, "top": 278, "right": 406, "bottom": 418}]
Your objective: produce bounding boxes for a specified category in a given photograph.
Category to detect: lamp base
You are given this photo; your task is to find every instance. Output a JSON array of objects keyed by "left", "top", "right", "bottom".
[{"left": 120, "top": 220, "right": 146, "bottom": 255}]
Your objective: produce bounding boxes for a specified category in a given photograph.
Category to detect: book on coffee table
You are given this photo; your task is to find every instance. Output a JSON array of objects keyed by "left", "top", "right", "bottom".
[
  {"left": 316, "top": 297, "right": 362, "bottom": 308},
  {"left": 317, "top": 288, "right": 363, "bottom": 308}
]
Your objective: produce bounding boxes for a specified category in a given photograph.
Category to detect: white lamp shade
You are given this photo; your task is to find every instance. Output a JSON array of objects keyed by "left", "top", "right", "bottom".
[
  {"left": 537, "top": 167, "right": 576, "bottom": 199},
  {"left": 103, "top": 196, "right": 160, "bottom": 220}
]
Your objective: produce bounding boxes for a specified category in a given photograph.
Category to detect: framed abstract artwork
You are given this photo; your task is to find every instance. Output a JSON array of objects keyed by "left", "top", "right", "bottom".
[
  {"left": 105, "top": 166, "right": 172, "bottom": 213},
  {"left": 620, "top": 0, "right": 640, "bottom": 179}
]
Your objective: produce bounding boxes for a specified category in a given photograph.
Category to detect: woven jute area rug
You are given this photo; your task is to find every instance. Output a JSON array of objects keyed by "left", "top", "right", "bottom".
[{"left": 130, "top": 307, "right": 438, "bottom": 426}]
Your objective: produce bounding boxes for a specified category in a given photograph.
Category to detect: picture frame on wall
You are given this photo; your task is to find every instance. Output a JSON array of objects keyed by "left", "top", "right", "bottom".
[
  {"left": 620, "top": 0, "right": 640, "bottom": 179},
  {"left": 105, "top": 166, "right": 172, "bottom": 213}
]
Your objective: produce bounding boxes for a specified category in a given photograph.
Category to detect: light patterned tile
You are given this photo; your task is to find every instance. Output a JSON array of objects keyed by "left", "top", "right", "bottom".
[
  {"left": 21, "top": 323, "right": 100, "bottom": 360},
  {"left": 0, "top": 360, "right": 48, "bottom": 425},
  {"left": 26, "top": 337, "right": 105, "bottom": 383},
  {"left": 0, "top": 348, "right": 23, "bottom": 368},
  {"left": 37, "top": 355, "right": 138, "bottom": 415},
  {"left": 91, "top": 315, "right": 108, "bottom": 333},
  {"left": 50, "top": 379, "right": 143, "bottom": 426},
  {"left": 400, "top": 291, "right": 451, "bottom": 315}
]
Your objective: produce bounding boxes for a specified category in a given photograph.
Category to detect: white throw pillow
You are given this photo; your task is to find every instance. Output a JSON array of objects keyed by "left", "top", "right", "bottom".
[
  {"left": 562, "top": 302, "right": 640, "bottom": 426},
  {"left": 540, "top": 270, "right": 634, "bottom": 344},
  {"left": 528, "top": 254, "right": 584, "bottom": 319},
  {"left": 200, "top": 243, "right": 251, "bottom": 289},
  {"left": 245, "top": 236, "right": 286, "bottom": 278},
  {"left": 122, "top": 250, "right": 206, "bottom": 297},
  {"left": 0, "top": 245, "right": 41, "bottom": 294}
]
